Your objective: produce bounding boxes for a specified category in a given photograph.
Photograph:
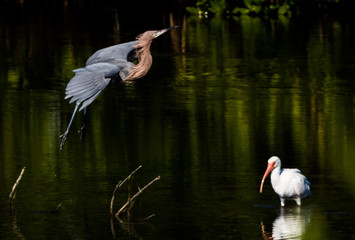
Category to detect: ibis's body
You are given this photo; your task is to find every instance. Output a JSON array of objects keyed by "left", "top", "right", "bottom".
[{"left": 260, "top": 156, "right": 311, "bottom": 206}]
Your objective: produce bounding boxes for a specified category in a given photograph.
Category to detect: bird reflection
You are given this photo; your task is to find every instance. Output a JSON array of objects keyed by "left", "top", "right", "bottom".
[{"left": 261, "top": 207, "right": 311, "bottom": 240}]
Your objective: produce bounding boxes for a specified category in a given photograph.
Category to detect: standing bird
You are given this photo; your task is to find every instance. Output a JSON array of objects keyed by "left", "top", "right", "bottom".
[
  {"left": 59, "top": 26, "right": 179, "bottom": 149},
  {"left": 259, "top": 156, "right": 311, "bottom": 206}
]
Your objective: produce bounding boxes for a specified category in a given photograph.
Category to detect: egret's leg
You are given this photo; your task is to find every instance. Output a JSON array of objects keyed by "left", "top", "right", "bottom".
[
  {"left": 78, "top": 107, "right": 87, "bottom": 140},
  {"left": 280, "top": 198, "right": 285, "bottom": 207},
  {"left": 295, "top": 198, "right": 301, "bottom": 206},
  {"left": 60, "top": 103, "right": 80, "bottom": 150}
]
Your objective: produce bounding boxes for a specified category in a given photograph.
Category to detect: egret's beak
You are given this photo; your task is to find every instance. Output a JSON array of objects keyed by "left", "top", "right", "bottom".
[
  {"left": 154, "top": 25, "right": 179, "bottom": 38},
  {"left": 260, "top": 162, "right": 275, "bottom": 193}
]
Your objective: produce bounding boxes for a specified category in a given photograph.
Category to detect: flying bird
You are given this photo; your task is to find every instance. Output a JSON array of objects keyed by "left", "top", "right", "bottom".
[
  {"left": 260, "top": 156, "right": 311, "bottom": 206},
  {"left": 60, "top": 26, "right": 179, "bottom": 149}
]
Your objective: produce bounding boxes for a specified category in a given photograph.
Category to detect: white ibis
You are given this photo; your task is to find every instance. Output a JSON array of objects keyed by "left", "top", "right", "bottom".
[{"left": 259, "top": 156, "right": 311, "bottom": 206}]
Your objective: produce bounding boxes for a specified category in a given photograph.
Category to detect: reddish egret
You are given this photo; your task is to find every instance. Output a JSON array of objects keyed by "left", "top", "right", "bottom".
[
  {"left": 260, "top": 156, "right": 311, "bottom": 206},
  {"left": 60, "top": 26, "right": 179, "bottom": 149}
]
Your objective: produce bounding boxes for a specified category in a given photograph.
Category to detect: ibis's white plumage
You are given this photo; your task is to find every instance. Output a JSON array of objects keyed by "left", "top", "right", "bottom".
[{"left": 260, "top": 156, "right": 311, "bottom": 206}]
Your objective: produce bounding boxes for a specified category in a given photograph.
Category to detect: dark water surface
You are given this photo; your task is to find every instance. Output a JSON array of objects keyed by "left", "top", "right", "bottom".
[{"left": 1, "top": 7, "right": 355, "bottom": 240}]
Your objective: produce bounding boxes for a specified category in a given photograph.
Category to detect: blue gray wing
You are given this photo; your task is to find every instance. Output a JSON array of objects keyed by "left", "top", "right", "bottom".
[
  {"left": 86, "top": 40, "right": 138, "bottom": 66},
  {"left": 65, "top": 63, "right": 122, "bottom": 111}
]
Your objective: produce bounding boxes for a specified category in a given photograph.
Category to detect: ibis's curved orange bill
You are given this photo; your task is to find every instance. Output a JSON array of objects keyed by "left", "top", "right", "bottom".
[{"left": 259, "top": 162, "right": 275, "bottom": 193}]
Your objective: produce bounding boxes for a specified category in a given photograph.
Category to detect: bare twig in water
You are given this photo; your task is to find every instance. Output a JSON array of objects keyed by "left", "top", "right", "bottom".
[
  {"left": 110, "top": 216, "right": 116, "bottom": 239},
  {"left": 8, "top": 167, "right": 26, "bottom": 211},
  {"left": 110, "top": 165, "right": 142, "bottom": 216},
  {"left": 115, "top": 176, "right": 160, "bottom": 217},
  {"left": 56, "top": 203, "right": 62, "bottom": 210},
  {"left": 110, "top": 168, "right": 159, "bottom": 239},
  {"left": 141, "top": 214, "right": 156, "bottom": 221}
]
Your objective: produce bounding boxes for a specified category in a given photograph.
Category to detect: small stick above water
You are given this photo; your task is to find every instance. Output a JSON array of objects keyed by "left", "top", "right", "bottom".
[
  {"left": 8, "top": 167, "right": 26, "bottom": 211},
  {"left": 110, "top": 165, "right": 142, "bottom": 216},
  {"left": 115, "top": 176, "right": 160, "bottom": 217}
]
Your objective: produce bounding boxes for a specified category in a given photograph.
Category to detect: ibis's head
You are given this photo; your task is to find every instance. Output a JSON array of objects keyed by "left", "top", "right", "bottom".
[{"left": 260, "top": 156, "right": 281, "bottom": 193}]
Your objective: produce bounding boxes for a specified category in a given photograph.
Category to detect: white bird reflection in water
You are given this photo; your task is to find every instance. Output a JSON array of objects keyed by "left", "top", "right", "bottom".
[{"left": 261, "top": 207, "right": 311, "bottom": 240}]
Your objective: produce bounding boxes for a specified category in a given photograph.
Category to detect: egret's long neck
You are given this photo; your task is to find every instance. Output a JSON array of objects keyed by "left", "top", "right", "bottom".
[{"left": 125, "top": 41, "right": 153, "bottom": 81}]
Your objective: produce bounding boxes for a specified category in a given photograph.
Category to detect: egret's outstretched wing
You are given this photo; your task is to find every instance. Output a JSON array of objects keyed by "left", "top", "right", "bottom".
[
  {"left": 86, "top": 40, "right": 138, "bottom": 66},
  {"left": 65, "top": 63, "right": 123, "bottom": 111}
]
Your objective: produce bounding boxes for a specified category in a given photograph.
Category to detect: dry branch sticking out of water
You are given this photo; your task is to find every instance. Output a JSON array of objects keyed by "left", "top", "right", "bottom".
[
  {"left": 110, "top": 165, "right": 160, "bottom": 223},
  {"left": 115, "top": 175, "right": 160, "bottom": 217},
  {"left": 8, "top": 167, "right": 26, "bottom": 212},
  {"left": 110, "top": 165, "right": 142, "bottom": 216}
]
